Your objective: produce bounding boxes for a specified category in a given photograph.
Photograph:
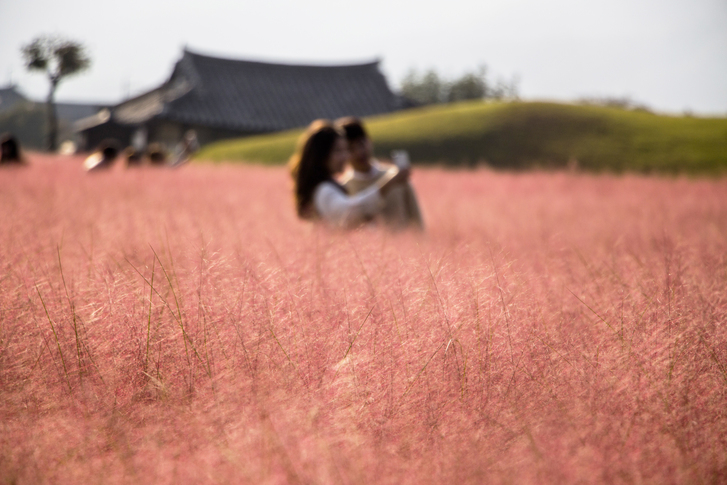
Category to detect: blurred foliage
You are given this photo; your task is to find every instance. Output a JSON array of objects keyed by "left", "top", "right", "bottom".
[
  {"left": 22, "top": 36, "right": 90, "bottom": 82},
  {"left": 577, "top": 96, "right": 652, "bottom": 113},
  {"left": 196, "top": 101, "right": 727, "bottom": 175},
  {"left": 401, "top": 70, "right": 446, "bottom": 105},
  {"left": 0, "top": 102, "right": 47, "bottom": 150},
  {"left": 401, "top": 66, "right": 519, "bottom": 106}
]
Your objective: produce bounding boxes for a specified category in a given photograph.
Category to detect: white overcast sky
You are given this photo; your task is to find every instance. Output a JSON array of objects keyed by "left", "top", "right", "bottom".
[{"left": 0, "top": 0, "right": 725, "bottom": 114}]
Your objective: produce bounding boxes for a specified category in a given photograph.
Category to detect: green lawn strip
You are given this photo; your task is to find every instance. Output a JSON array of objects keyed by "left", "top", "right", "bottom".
[{"left": 194, "top": 101, "right": 727, "bottom": 174}]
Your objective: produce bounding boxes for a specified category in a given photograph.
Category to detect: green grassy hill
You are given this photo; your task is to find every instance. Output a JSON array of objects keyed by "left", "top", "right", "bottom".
[{"left": 196, "top": 101, "right": 727, "bottom": 174}]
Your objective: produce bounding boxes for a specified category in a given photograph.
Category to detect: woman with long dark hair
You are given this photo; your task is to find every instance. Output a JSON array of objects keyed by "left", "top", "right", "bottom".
[{"left": 289, "top": 120, "right": 408, "bottom": 227}]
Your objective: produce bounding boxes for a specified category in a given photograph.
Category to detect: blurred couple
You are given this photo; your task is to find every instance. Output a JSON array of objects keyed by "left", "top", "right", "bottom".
[{"left": 289, "top": 117, "right": 424, "bottom": 230}]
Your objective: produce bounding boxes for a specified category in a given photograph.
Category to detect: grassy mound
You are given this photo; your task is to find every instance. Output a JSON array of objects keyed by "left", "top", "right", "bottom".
[{"left": 196, "top": 101, "right": 727, "bottom": 174}]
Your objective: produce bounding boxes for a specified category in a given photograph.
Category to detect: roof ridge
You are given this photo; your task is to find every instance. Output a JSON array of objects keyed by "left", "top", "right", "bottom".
[
  {"left": 182, "top": 47, "right": 381, "bottom": 70},
  {"left": 178, "top": 51, "right": 203, "bottom": 90}
]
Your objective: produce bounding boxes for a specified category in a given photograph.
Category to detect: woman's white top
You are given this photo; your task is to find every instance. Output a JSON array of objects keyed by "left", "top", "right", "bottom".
[{"left": 313, "top": 181, "right": 385, "bottom": 227}]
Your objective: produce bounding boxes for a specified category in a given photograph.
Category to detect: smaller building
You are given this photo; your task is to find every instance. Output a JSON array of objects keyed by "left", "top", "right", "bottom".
[
  {"left": 0, "top": 85, "right": 108, "bottom": 149},
  {"left": 0, "top": 85, "right": 30, "bottom": 114},
  {"left": 76, "top": 48, "right": 402, "bottom": 152}
]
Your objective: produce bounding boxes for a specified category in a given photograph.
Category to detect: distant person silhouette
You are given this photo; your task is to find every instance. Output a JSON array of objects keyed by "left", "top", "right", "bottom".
[
  {"left": 0, "top": 133, "right": 27, "bottom": 165},
  {"left": 336, "top": 117, "right": 424, "bottom": 230},
  {"left": 289, "top": 119, "right": 409, "bottom": 228},
  {"left": 171, "top": 130, "right": 199, "bottom": 167},
  {"left": 147, "top": 143, "right": 167, "bottom": 166},
  {"left": 83, "top": 140, "right": 119, "bottom": 172},
  {"left": 124, "top": 146, "right": 143, "bottom": 167}
]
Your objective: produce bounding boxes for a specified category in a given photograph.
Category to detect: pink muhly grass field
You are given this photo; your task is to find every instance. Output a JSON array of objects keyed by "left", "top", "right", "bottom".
[{"left": 1, "top": 153, "right": 726, "bottom": 484}]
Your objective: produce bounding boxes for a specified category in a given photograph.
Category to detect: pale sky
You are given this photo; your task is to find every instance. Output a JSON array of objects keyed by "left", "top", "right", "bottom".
[{"left": 1, "top": 0, "right": 725, "bottom": 115}]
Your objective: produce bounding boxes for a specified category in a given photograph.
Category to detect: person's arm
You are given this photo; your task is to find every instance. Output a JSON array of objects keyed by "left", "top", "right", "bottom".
[
  {"left": 377, "top": 165, "right": 409, "bottom": 195},
  {"left": 403, "top": 182, "right": 425, "bottom": 229},
  {"left": 314, "top": 182, "right": 384, "bottom": 227}
]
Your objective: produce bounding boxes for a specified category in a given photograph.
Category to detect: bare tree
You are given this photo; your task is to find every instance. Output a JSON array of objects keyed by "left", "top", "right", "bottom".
[{"left": 22, "top": 35, "right": 90, "bottom": 151}]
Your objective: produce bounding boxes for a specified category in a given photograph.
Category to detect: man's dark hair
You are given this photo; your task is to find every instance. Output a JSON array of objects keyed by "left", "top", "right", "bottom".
[{"left": 336, "top": 117, "right": 368, "bottom": 142}]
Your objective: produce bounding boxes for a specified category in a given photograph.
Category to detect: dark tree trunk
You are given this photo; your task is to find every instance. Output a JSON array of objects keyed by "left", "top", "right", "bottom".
[{"left": 46, "top": 78, "right": 58, "bottom": 152}]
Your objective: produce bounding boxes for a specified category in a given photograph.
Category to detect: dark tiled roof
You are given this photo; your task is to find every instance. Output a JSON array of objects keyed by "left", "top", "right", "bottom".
[
  {"left": 55, "top": 102, "right": 108, "bottom": 123},
  {"left": 107, "top": 49, "right": 399, "bottom": 133},
  {"left": 114, "top": 82, "right": 190, "bottom": 125},
  {"left": 0, "top": 85, "right": 29, "bottom": 113}
]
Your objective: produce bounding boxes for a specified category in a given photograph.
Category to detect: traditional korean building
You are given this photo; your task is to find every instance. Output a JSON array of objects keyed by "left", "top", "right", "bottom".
[
  {"left": 0, "top": 85, "right": 30, "bottom": 114},
  {"left": 76, "top": 48, "right": 401, "bottom": 151}
]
